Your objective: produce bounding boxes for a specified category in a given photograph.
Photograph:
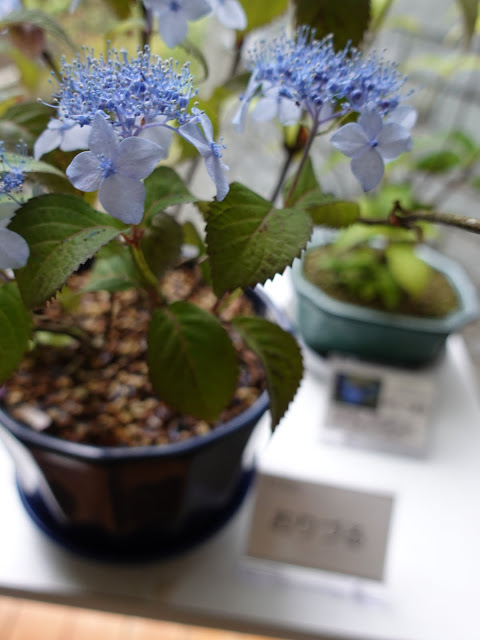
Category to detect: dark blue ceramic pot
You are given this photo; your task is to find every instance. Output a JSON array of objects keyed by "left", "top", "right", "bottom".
[{"left": 0, "top": 288, "right": 284, "bottom": 560}]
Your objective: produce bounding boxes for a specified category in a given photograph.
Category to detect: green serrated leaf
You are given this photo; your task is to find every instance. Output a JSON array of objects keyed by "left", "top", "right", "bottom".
[
  {"left": 83, "top": 242, "right": 143, "bottom": 293},
  {"left": 0, "top": 282, "right": 32, "bottom": 383},
  {"left": 294, "top": 0, "right": 371, "bottom": 48},
  {"left": 232, "top": 316, "right": 302, "bottom": 429},
  {"left": 143, "top": 166, "right": 196, "bottom": 224},
  {"left": 241, "top": 0, "right": 289, "bottom": 32},
  {"left": 416, "top": 150, "right": 461, "bottom": 173},
  {"left": 10, "top": 194, "right": 126, "bottom": 308},
  {"left": 147, "top": 301, "right": 239, "bottom": 421},
  {"left": 141, "top": 211, "right": 183, "bottom": 279},
  {"left": 385, "top": 244, "right": 432, "bottom": 298},
  {"left": 206, "top": 183, "right": 313, "bottom": 296}
]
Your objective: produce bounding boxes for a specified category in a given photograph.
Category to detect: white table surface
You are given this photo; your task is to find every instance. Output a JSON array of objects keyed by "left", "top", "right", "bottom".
[{"left": 1, "top": 274, "right": 480, "bottom": 640}]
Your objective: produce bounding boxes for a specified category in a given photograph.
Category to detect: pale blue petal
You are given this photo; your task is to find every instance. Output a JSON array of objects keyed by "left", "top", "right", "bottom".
[
  {"left": 88, "top": 112, "right": 119, "bottom": 158},
  {"left": 251, "top": 96, "right": 279, "bottom": 122},
  {"left": 377, "top": 122, "right": 412, "bottom": 161},
  {"left": 330, "top": 123, "right": 369, "bottom": 158},
  {"left": 60, "top": 124, "right": 91, "bottom": 152},
  {"left": 251, "top": 86, "right": 301, "bottom": 125},
  {"left": 215, "top": 0, "right": 246, "bottom": 28},
  {"left": 387, "top": 106, "right": 417, "bottom": 130},
  {"left": 183, "top": 0, "right": 211, "bottom": 20},
  {"left": 351, "top": 148, "right": 384, "bottom": 191},
  {"left": 178, "top": 121, "right": 211, "bottom": 156},
  {"left": 0, "top": 0, "right": 21, "bottom": 19},
  {"left": 157, "top": 10, "right": 188, "bottom": 47},
  {"left": 0, "top": 202, "right": 18, "bottom": 228},
  {"left": 277, "top": 97, "right": 302, "bottom": 125},
  {"left": 139, "top": 122, "right": 173, "bottom": 154},
  {"left": 358, "top": 109, "right": 383, "bottom": 141},
  {"left": 0, "top": 228, "right": 29, "bottom": 270},
  {"left": 115, "top": 137, "right": 163, "bottom": 179},
  {"left": 197, "top": 111, "right": 214, "bottom": 143},
  {"left": 232, "top": 74, "right": 261, "bottom": 132},
  {"left": 33, "top": 128, "right": 61, "bottom": 160},
  {"left": 99, "top": 174, "right": 146, "bottom": 224},
  {"left": 66, "top": 151, "right": 103, "bottom": 192},
  {"left": 205, "top": 155, "right": 229, "bottom": 202}
]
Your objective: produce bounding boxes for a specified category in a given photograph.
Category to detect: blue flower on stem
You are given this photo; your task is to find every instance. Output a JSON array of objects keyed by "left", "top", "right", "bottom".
[
  {"left": 143, "top": 0, "right": 211, "bottom": 48},
  {"left": 330, "top": 108, "right": 413, "bottom": 191},
  {"left": 54, "top": 48, "right": 229, "bottom": 202},
  {"left": 234, "top": 28, "right": 409, "bottom": 134},
  {"left": 66, "top": 113, "right": 165, "bottom": 224},
  {"left": 179, "top": 110, "right": 229, "bottom": 201}
]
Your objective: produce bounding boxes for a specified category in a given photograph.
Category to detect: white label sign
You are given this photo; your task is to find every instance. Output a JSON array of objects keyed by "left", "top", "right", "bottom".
[{"left": 246, "top": 472, "right": 394, "bottom": 581}]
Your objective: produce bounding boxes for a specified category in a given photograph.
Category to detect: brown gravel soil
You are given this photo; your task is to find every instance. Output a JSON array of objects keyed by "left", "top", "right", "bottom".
[{"left": 1, "top": 266, "right": 267, "bottom": 447}]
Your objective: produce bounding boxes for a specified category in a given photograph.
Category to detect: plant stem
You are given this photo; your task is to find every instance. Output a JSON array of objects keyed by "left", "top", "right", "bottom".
[
  {"left": 130, "top": 244, "right": 165, "bottom": 303},
  {"left": 400, "top": 210, "right": 480, "bottom": 234},
  {"left": 42, "top": 49, "right": 59, "bottom": 77},
  {"left": 283, "top": 116, "right": 319, "bottom": 207},
  {"left": 141, "top": 3, "right": 152, "bottom": 49},
  {"left": 270, "top": 148, "right": 296, "bottom": 203},
  {"left": 358, "top": 201, "right": 480, "bottom": 235},
  {"left": 33, "top": 322, "right": 93, "bottom": 349}
]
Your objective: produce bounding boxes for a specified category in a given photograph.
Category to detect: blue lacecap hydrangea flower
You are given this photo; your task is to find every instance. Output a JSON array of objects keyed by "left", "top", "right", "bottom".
[
  {"left": 235, "top": 27, "right": 416, "bottom": 191},
  {"left": 44, "top": 46, "right": 229, "bottom": 222}
]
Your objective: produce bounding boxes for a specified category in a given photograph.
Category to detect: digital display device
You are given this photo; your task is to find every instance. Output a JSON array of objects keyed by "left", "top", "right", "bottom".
[
  {"left": 324, "top": 355, "right": 438, "bottom": 457},
  {"left": 334, "top": 373, "right": 381, "bottom": 409}
]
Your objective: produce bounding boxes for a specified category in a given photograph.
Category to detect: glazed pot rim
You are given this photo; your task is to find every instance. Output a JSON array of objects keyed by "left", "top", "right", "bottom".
[
  {"left": 0, "top": 389, "right": 269, "bottom": 461},
  {"left": 292, "top": 230, "right": 480, "bottom": 333},
  {"left": 0, "top": 286, "right": 290, "bottom": 462}
]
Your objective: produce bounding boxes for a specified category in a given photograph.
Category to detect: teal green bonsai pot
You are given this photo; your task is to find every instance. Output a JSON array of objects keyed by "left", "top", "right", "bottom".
[{"left": 291, "top": 231, "right": 480, "bottom": 367}]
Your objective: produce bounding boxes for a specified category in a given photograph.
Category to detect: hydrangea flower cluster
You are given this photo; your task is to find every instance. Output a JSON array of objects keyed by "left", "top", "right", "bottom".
[
  {"left": 0, "top": 142, "right": 29, "bottom": 269},
  {"left": 52, "top": 47, "right": 197, "bottom": 133},
  {"left": 37, "top": 47, "right": 229, "bottom": 222},
  {"left": 235, "top": 28, "right": 415, "bottom": 191}
]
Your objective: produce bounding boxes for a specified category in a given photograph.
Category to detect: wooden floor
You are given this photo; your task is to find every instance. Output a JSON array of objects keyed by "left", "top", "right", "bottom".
[{"left": 0, "top": 596, "right": 281, "bottom": 640}]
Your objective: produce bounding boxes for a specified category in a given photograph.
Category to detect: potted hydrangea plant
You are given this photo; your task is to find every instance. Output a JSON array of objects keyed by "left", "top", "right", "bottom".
[{"left": 1, "top": 0, "right": 475, "bottom": 556}]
